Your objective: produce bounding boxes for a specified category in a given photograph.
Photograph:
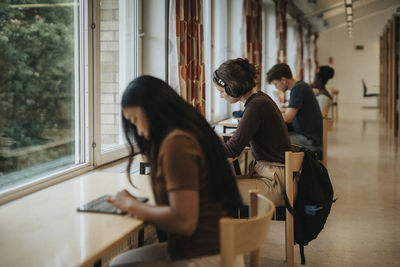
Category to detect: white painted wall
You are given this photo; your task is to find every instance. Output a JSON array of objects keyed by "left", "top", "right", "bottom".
[{"left": 318, "top": 7, "right": 398, "bottom": 105}]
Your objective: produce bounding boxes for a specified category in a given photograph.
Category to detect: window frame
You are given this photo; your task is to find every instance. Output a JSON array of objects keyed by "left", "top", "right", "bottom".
[
  {"left": 92, "top": 0, "right": 141, "bottom": 166},
  {"left": 0, "top": 0, "right": 142, "bottom": 204}
]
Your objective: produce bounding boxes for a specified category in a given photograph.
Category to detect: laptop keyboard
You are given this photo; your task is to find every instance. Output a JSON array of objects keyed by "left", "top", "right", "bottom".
[{"left": 79, "top": 195, "right": 126, "bottom": 215}]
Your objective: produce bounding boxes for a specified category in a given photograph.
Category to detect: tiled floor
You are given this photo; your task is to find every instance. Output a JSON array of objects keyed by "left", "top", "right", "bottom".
[
  {"left": 261, "top": 103, "right": 400, "bottom": 267},
  {"left": 101, "top": 103, "right": 400, "bottom": 266}
]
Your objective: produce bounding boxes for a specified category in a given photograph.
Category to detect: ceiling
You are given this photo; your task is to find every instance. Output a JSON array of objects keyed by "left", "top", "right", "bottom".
[{"left": 298, "top": 0, "right": 400, "bottom": 32}]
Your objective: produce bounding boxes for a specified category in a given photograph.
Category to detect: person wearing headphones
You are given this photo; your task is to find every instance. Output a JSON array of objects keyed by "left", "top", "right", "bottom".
[{"left": 213, "top": 58, "right": 291, "bottom": 207}]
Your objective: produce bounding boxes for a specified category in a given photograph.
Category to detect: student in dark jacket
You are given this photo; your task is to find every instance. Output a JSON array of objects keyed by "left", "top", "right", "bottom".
[
  {"left": 213, "top": 58, "right": 291, "bottom": 207},
  {"left": 267, "top": 63, "right": 323, "bottom": 152}
]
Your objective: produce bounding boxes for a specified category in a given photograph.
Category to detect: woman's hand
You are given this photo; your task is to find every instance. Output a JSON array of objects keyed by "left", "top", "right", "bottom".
[{"left": 107, "top": 189, "right": 140, "bottom": 214}]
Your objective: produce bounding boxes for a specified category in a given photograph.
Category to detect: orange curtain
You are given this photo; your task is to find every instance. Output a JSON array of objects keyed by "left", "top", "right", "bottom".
[
  {"left": 275, "top": 0, "right": 287, "bottom": 64},
  {"left": 296, "top": 18, "right": 304, "bottom": 81},
  {"left": 313, "top": 32, "right": 319, "bottom": 75},
  {"left": 305, "top": 28, "right": 312, "bottom": 82},
  {"left": 244, "top": 0, "right": 262, "bottom": 90},
  {"left": 175, "top": 0, "right": 205, "bottom": 115}
]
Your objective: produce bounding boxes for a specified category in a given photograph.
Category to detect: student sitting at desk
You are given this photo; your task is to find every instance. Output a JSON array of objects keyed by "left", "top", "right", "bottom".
[
  {"left": 267, "top": 63, "right": 323, "bottom": 152},
  {"left": 107, "top": 75, "right": 243, "bottom": 267},
  {"left": 311, "top": 65, "right": 335, "bottom": 117},
  {"left": 213, "top": 58, "right": 291, "bottom": 207}
]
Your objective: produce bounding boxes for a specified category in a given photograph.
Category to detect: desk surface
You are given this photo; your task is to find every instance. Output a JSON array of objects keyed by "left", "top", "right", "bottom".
[
  {"left": 217, "top": 117, "right": 240, "bottom": 127},
  {"left": 0, "top": 172, "right": 154, "bottom": 267}
]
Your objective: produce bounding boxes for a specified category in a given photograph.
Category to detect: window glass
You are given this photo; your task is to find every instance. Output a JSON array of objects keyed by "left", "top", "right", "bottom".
[
  {"left": 0, "top": 1, "right": 81, "bottom": 192},
  {"left": 210, "top": 0, "right": 228, "bottom": 123},
  {"left": 287, "top": 17, "right": 297, "bottom": 74},
  {"left": 265, "top": 3, "right": 279, "bottom": 101}
]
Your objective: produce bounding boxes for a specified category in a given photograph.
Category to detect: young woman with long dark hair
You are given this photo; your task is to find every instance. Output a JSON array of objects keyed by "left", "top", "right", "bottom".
[
  {"left": 312, "top": 66, "right": 335, "bottom": 117},
  {"left": 107, "top": 75, "right": 243, "bottom": 267}
]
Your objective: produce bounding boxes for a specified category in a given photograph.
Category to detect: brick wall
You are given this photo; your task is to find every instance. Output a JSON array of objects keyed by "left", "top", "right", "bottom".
[{"left": 100, "top": 0, "right": 120, "bottom": 146}]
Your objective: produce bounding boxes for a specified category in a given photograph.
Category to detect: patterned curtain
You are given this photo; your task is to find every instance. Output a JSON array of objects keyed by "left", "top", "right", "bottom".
[
  {"left": 244, "top": 0, "right": 262, "bottom": 90},
  {"left": 313, "top": 32, "right": 319, "bottom": 75},
  {"left": 295, "top": 18, "right": 304, "bottom": 81},
  {"left": 275, "top": 0, "right": 287, "bottom": 64},
  {"left": 170, "top": 0, "right": 205, "bottom": 115},
  {"left": 305, "top": 28, "right": 312, "bottom": 83}
]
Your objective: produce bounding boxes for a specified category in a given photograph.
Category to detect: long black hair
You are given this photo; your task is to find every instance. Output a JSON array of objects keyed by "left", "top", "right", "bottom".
[
  {"left": 313, "top": 66, "right": 335, "bottom": 99},
  {"left": 121, "top": 75, "right": 242, "bottom": 213}
]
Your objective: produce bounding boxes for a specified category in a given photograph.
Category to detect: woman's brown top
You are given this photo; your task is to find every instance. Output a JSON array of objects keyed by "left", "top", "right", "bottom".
[{"left": 154, "top": 129, "right": 226, "bottom": 260}]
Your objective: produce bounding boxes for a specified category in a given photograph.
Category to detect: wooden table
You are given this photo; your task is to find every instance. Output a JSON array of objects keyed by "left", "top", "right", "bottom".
[
  {"left": 0, "top": 172, "right": 154, "bottom": 267},
  {"left": 217, "top": 118, "right": 240, "bottom": 133}
]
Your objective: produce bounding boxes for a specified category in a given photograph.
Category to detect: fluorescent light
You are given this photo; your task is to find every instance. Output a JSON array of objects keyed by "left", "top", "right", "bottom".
[
  {"left": 346, "top": 6, "right": 353, "bottom": 14},
  {"left": 347, "top": 15, "right": 353, "bottom": 21},
  {"left": 345, "top": 0, "right": 352, "bottom": 5}
]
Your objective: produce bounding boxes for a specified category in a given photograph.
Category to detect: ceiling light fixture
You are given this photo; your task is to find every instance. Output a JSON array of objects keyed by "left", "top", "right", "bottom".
[{"left": 344, "top": 0, "right": 353, "bottom": 39}]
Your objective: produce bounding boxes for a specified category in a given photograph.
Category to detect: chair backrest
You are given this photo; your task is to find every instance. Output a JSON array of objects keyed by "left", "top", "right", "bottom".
[
  {"left": 322, "top": 118, "right": 334, "bottom": 167},
  {"left": 220, "top": 190, "right": 275, "bottom": 267},
  {"left": 362, "top": 79, "right": 367, "bottom": 95},
  {"left": 329, "top": 88, "right": 339, "bottom": 120},
  {"left": 361, "top": 79, "right": 379, "bottom": 98},
  {"left": 285, "top": 151, "right": 304, "bottom": 267}
]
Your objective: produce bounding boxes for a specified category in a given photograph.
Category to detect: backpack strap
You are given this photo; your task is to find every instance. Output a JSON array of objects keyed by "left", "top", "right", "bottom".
[
  {"left": 283, "top": 190, "right": 295, "bottom": 215},
  {"left": 283, "top": 170, "right": 300, "bottom": 216},
  {"left": 299, "top": 244, "right": 306, "bottom": 265}
]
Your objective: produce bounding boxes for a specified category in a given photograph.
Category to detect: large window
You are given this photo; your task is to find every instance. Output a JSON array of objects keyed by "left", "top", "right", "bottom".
[
  {"left": 264, "top": 1, "right": 279, "bottom": 102},
  {"left": 0, "top": 1, "right": 84, "bottom": 194},
  {"left": 204, "top": 0, "right": 233, "bottom": 123},
  {"left": 0, "top": 0, "right": 140, "bottom": 201}
]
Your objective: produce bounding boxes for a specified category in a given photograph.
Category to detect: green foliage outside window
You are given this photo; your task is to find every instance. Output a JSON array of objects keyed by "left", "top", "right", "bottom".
[{"left": 0, "top": 0, "right": 75, "bottom": 175}]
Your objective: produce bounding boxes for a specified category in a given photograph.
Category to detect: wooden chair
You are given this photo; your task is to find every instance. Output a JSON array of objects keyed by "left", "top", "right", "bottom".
[
  {"left": 322, "top": 118, "right": 334, "bottom": 168},
  {"left": 284, "top": 150, "right": 304, "bottom": 267},
  {"left": 330, "top": 88, "right": 339, "bottom": 120},
  {"left": 220, "top": 190, "right": 275, "bottom": 267}
]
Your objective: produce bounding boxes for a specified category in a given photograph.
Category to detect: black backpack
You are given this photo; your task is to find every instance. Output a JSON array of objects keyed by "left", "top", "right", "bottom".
[{"left": 284, "top": 150, "right": 336, "bottom": 265}]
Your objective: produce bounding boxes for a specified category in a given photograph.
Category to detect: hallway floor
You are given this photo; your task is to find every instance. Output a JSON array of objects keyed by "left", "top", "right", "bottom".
[{"left": 261, "top": 103, "right": 400, "bottom": 266}]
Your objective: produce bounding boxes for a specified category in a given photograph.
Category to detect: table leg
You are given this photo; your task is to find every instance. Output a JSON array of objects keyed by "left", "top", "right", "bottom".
[{"left": 233, "top": 159, "right": 241, "bottom": 175}]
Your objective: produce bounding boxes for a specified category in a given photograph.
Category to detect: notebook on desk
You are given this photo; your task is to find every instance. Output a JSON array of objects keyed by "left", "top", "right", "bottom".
[{"left": 77, "top": 195, "right": 148, "bottom": 215}]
